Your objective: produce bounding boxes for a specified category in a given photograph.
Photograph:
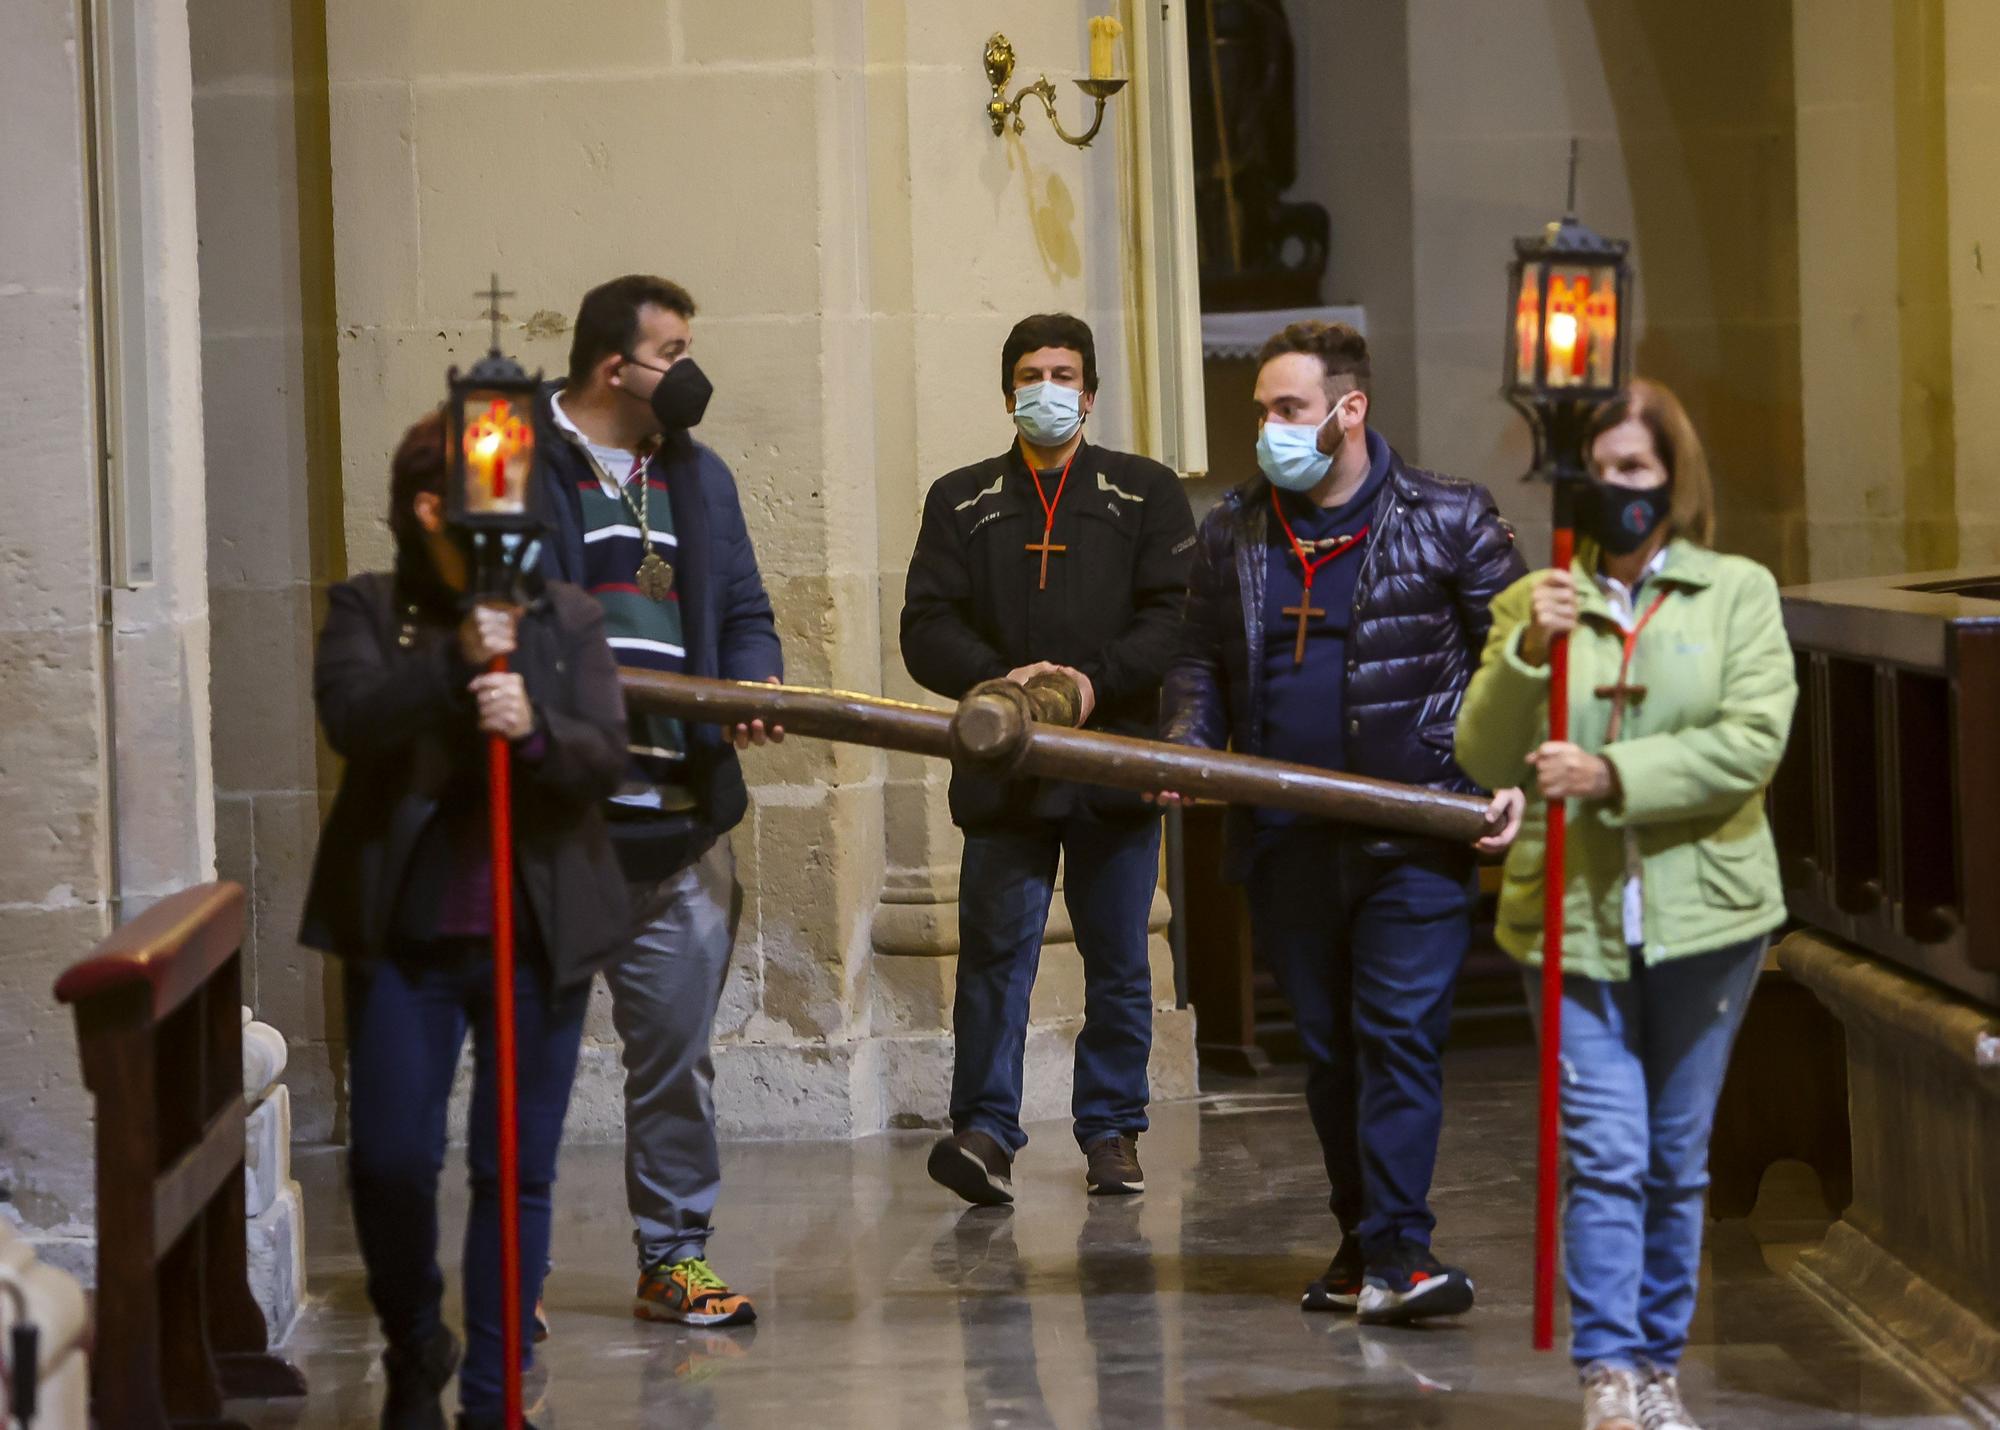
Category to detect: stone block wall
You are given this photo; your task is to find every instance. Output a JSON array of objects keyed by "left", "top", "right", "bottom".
[
  {"left": 0, "top": 0, "right": 113, "bottom": 1254},
  {"left": 1, "top": 0, "right": 216, "bottom": 1262},
  {"left": 188, "top": 0, "right": 349, "bottom": 1141},
  {"left": 321, "top": 0, "right": 1195, "bottom": 1144}
]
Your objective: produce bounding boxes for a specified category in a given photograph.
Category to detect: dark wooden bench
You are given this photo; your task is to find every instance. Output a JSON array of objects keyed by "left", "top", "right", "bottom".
[{"left": 53, "top": 881, "right": 305, "bottom": 1428}]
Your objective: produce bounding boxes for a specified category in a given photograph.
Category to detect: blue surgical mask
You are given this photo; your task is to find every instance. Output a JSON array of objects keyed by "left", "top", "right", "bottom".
[
  {"left": 1012, "top": 381, "right": 1084, "bottom": 447},
  {"left": 1256, "top": 419, "right": 1335, "bottom": 491}
]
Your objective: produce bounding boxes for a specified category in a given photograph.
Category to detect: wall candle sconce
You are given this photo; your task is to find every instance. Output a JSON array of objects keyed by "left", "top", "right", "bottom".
[{"left": 985, "top": 21, "right": 1128, "bottom": 149}]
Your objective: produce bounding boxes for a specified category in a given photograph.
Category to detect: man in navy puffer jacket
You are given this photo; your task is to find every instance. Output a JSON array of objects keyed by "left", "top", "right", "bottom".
[{"left": 1160, "top": 321, "right": 1525, "bottom": 1325}]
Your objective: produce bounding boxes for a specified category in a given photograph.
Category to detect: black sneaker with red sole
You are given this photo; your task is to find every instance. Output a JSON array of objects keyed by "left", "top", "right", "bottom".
[
  {"left": 1357, "top": 1242, "right": 1475, "bottom": 1325},
  {"left": 1301, "top": 1234, "right": 1365, "bottom": 1312}
]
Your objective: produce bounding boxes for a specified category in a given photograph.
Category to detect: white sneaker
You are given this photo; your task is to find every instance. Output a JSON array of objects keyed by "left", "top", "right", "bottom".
[
  {"left": 1636, "top": 1365, "right": 1702, "bottom": 1430},
  {"left": 1581, "top": 1363, "right": 1641, "bottom": 1430}
]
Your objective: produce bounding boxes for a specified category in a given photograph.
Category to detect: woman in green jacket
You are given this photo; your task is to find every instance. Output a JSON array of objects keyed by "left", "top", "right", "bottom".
[{"left": 1456, "top": 380, "right": 1797, "bottom": 1430}]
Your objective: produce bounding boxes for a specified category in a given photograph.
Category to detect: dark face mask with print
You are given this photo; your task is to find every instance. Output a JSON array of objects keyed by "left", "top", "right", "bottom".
[
  {"left": 1580, "top": 480, "right": 1671, "bottom": 556},
  {"left": 645, "top": 356, "right": 713, "bottom": 431}
]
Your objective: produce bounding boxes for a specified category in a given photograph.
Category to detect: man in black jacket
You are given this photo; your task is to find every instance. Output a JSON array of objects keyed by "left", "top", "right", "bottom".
[
  {"left": 528, "top": 275, "right": 780, "bottom": 1330},
  {"left": 1159, "top": 321, "right": 1525, "bottom": 1324},
  {"left": 901, "top": 313, "right": 1196, "bottom": 1205}
]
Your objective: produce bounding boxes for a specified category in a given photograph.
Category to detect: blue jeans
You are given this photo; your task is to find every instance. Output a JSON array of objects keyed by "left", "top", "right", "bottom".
[
  {"left": 1245, "top": 829, "right": 1476, "bottom": 1252},
  {"left": 345, "top": 945, "right": 588, "bottom": 1417},
  {"left": 1526, "top": 936, "right": 1766, "bottom": 1373},
  {"left": 952, "top": 817, "right": 1162, "bottom": 1154}
]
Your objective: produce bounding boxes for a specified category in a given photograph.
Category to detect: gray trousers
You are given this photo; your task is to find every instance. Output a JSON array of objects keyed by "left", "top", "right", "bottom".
[{"left": 602, "top": 840, "right": 740, "bottom": 1270}]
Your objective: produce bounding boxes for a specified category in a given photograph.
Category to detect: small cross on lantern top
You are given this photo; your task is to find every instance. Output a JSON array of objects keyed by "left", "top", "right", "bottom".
[{"left": 477, "top": 273, "right": 515, "bottom": 354}]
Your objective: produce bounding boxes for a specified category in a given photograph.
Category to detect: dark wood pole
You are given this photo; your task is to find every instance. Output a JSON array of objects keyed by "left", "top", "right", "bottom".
[{"left": 622, "top": 671, "right": 1496, "bottom": 845}]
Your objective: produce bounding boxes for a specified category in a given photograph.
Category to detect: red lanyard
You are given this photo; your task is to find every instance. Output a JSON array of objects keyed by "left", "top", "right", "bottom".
[
  {"left": 1027, "top": 443, "right": 1078, "bottom": 537},
  {"left": 1614, "top": 589, "right": 1671, "bottom": 688},
  {"left": 1024, "top": 443, "right": 1079, "bottom": 591},
  {"left": 1269, "top": 486, "right": 1369, "bottom": 595}
]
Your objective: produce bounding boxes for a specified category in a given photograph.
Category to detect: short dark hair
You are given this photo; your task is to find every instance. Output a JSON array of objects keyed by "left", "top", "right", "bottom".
[
  {"left": 567, "top": 274, "right": 698, "bottom": 387},
  {"left": 1001, "top": 313, "right": 1098, "bottom": 396},
  {"left": 1255, "top": 320, "right": 1371, "bottom": 400},
  {"left": 388, "top": 408, "right": 448, "bottom": 551}
]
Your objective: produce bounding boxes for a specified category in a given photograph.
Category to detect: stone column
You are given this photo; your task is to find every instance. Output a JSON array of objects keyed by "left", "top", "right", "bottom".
[
  {"left": 1793, "top": 0, "right": 1956, "bottom": 580},
  {"left": 1943, "top": 0, "right": 2000, "bottom": 564},
  {"left": 1778, "top": 931, "right": 2000, "bottom": 1421},
  {"left": 188, "top": 0, "right": 349, "bottom": 1143},
  {"left": 0, "top": 0, "right": 116, "bottom": 1257},
  {"left": 0, "top": 0, "right": 215, "bottom": 1268}
]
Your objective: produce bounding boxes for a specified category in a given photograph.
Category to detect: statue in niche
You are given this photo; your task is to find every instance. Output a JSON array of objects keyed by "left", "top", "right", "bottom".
[{"left": 1187, "top": 0, "right": 1330, "bottom": 312}]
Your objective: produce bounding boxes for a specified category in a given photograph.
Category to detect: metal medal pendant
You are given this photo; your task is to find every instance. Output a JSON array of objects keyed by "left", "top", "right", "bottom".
[{"left": 637, "top": 551, "right": 675, "bottom": 600}]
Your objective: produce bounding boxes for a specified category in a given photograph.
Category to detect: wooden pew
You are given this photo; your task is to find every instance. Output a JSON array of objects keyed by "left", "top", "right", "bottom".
[{"left": 53, "top": 881, "right": 305, "bottom": 1428}]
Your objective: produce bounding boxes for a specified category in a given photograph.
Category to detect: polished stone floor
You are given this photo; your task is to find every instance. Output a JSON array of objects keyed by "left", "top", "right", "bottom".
[{"left": 241, "top": 1046, "right": 1964, "bottom": 1428}]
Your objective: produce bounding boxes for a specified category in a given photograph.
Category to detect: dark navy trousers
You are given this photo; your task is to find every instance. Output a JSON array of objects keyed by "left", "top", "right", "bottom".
[
  {"left": 344, "top": 944, "right": 587, "bottom": 1417},
  {"left": 1244, "top": 827, "right": 1476, "bottom": 1253}
]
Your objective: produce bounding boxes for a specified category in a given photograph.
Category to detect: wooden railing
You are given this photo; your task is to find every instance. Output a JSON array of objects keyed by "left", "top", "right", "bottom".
[{"left": 53, "top": 882, "right": 304, "bottom": 1427}]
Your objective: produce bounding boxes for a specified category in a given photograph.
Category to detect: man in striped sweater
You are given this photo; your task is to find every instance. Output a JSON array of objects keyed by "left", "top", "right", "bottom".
[{"left": 531, "top": 274, "right": 782, "bottom": 1330}]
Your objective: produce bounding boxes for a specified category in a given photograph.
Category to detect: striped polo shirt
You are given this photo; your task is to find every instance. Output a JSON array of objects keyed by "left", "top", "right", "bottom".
[{"left": 550, "top": 395, "right": 693, "bottom": 810}]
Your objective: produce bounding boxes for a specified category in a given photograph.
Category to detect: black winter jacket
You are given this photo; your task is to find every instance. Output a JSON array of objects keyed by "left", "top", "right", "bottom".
[
  {"left": 300, "top": 566, "right": 633, "bottom": 990},
  {"left": 901, "top": 439, "right": 1196, "bottom": 827},
  {"left": 1161, "top": 444, "right": 1525, "bottom": 877}
]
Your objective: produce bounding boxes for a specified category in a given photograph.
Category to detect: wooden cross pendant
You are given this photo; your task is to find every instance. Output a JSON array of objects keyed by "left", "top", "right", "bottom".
[
  {"left": 1026, "top": 536, "right": 1067, "bottom": 590},
  {"left": 1282, "top": 600, "right": 1326, "bottom": 665}
]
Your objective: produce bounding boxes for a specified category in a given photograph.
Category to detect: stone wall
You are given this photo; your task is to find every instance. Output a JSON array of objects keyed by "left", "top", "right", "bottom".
[
  {"left": 0, "top": 0, "right": 216, "bottom": 1262},
  {"left": 0, "top": 0, "right": 115, "bottom": 1252},
  {"left": 1794, "top": 0, "right": 1955, "bottom": 580},
  {"left": 1401, "top": 0, "right": 1804, "bottom": 578},
  {"left": 1186, "top": 3, "right": 1807, "bottom": 578},
  {"left": 189, "top": 0, "right": 349, "bottom": 1141},
  {"left": 320, "top": 0, "right": 1193, "bottom": 1143}
]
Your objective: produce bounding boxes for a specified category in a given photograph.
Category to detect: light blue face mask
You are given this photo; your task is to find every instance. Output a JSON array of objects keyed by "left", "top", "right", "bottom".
[
  {"left": 1012, "top": 381, "right": 1085, "bottom": 447},
  {"left": 1256, "top": 418, "right": 1336, "bottom": 491}
]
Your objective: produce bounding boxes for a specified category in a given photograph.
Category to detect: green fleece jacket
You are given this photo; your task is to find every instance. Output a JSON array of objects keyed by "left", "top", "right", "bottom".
[{"left": 1455, "top": 540, "right": 1797, "bottom": 980}]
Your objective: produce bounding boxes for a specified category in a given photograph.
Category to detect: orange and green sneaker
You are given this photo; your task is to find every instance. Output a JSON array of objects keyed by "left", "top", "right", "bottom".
[{"left": 633, "top": 1256, "right": 757, "bottom": 1328}]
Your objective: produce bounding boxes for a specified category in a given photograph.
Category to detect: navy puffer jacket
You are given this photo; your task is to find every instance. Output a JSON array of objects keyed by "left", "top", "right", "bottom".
[{"left": 1161, "top": 444, "right": 1524, "bottom": 877}]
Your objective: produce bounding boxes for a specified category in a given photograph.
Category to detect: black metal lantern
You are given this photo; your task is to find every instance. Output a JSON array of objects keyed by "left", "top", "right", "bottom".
[
  {"left": 446, "top": 275, "right": 542, "bottom": 534},
  {"left": 1502, "top": 149, "right": 1632, "bottom": 480}
]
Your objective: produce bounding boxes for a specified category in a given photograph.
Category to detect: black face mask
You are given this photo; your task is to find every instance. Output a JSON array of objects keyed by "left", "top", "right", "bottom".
[
  {"left": 1579, "top": 480, "right": 1671, "bottom": 556},
  {"left": 637, "top": 356, "right": 713, "bottom": 431}
]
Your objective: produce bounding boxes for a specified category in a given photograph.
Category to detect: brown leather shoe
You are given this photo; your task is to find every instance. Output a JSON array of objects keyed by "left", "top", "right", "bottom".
[
  {"left": 1084, "top": 1133, "right": 1145, "bottom": 1195},
  {"left": 927, "top": 1130, "right": 1015, "bottom": 1205}
]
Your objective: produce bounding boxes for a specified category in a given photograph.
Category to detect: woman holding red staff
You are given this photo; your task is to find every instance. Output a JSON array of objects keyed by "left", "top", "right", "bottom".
[
  {"left": 1455, "top": 380, "right": 1796, "bottom": 1430},
  {"left": 301, "top": 412, "right": 631, "bottom": 1430}
]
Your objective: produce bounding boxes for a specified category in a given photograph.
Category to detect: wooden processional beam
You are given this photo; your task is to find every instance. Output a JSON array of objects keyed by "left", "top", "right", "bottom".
[{"left": 619, "top": 671, "right": 1497, "bottom": 846}]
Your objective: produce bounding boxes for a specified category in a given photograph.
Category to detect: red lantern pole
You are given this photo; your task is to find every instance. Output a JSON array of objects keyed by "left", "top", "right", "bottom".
[
  {"left": 486, "top": 651, "right": 524, "bottom": 1429},
  {"left": 453, "top": 275, "right": 539, "bottom": 1429},
  {"left": 1533, "top": 476, "right": 1576, "bottom": 1354}
]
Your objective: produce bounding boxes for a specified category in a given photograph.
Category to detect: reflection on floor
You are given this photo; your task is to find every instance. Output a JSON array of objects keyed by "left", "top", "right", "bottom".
[{"left": 240, "top": 1046, "right": 1966, "bottom": 1428}]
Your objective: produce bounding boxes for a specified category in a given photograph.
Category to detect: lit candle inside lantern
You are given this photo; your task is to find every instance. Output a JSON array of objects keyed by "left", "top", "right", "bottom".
[
  {"left": 1544, "top": 276, "right": 1587, "bottom": 384},
  {"left": 1546, "top": 309, "right": 1579, "bottom": 381},
  {"left": 1089, "top": 15, "right": 1123, "bottom": 79},
  {"left": 475, "top": 429, "right": 505, "bottom": 502}
]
